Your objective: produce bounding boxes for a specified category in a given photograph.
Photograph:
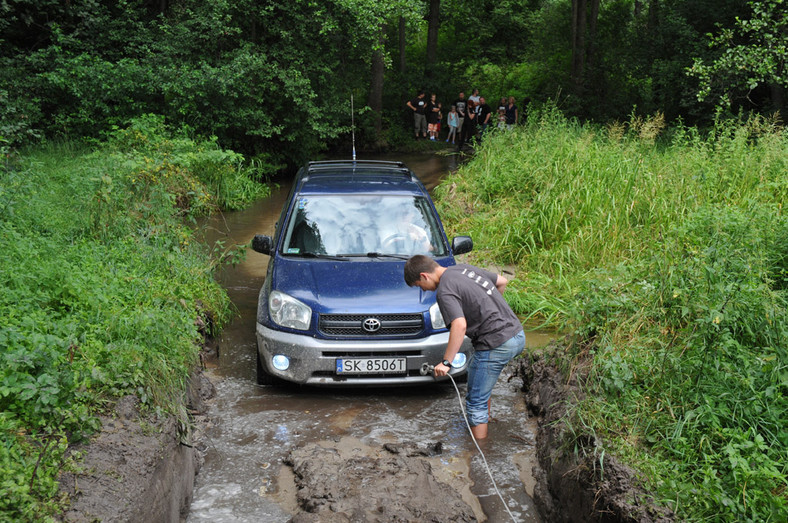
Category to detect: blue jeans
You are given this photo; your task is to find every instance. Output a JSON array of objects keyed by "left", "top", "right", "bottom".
[{"left": 466, "top": 331, "right": 525, "bottom": 426}]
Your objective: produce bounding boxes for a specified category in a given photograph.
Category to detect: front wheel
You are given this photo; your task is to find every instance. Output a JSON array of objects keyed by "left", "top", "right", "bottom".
[{"left": 256, "top": 349, "right": 275, "bottom": 386}]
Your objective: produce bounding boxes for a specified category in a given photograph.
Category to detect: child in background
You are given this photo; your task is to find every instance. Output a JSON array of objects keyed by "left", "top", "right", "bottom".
[
  {"left": 446, "top": 105, "right": 459, "bottom": 144},
  {"left": 497, "top": 107, "right": 506, "bottom": 129}
]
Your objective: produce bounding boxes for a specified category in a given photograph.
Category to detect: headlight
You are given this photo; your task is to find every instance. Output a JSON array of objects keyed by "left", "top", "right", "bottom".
[
  {"left": 269, "top": 291, "right": 312, "bottom": 330},
  {"left": 451, "top": 353, "right": 467, "bottom": 368},
  {"left": 429, "top": 302, "right": 446, "bottom": 329}
]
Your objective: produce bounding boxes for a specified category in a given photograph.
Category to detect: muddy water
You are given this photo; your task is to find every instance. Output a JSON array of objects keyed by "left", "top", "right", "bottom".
[{"left": 187, "top": 152, "right": 553, "bottom": 522}]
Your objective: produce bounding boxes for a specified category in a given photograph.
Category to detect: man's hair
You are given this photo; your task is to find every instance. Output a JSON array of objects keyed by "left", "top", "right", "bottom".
[{"left": 403, "top": 255, "right": 439, "bottom": 286}]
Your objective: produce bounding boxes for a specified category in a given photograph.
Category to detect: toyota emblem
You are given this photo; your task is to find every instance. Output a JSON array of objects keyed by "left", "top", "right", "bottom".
[{"left": 362, "top": 318, "right": 381, "bottom": 333}]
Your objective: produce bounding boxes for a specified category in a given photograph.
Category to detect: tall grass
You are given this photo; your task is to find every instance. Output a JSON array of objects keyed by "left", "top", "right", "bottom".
[
  {"left": 435, "top": 107, "right": 787, "bottom": 520},
  {"left": 0, "top": 118, "right": 271, "bottom": 521},
  {"left": 436, "top": 106, "right": 786, "bottom": 319}
]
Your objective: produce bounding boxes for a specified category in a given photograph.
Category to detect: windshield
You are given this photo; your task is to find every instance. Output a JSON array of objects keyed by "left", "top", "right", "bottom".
[{"left": 281, "top": 195, "right": 447, "bottom": 257}]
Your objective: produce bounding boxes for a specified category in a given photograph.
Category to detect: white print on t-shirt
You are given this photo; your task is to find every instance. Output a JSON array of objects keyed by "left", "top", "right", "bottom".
[{"left": 461, "top": 268, "right": 493, "bottom": 296}]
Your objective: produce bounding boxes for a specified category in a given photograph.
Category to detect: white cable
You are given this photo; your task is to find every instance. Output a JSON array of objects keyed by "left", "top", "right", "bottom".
[{"left": 447, "top": 373, "right": 519, "bottom": 523}]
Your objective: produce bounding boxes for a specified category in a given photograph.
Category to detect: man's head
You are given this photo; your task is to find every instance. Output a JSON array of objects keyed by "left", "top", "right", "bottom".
[
  {"left": 404, "top": 255, "right": 440, "bottom": 290},
  {"left": 480, "top": 97, "right": 486, "bottom": 105},
  {"left": 417, "top": 90, "right": 425, "bottom": 98},
  {"left": 458, "top": 92, "right": 465, "bottom": 99}
]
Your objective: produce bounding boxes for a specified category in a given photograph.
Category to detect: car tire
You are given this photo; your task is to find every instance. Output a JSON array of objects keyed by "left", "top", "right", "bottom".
[{"left": 256, "top": 349, "right": 275, "bottom": 386}]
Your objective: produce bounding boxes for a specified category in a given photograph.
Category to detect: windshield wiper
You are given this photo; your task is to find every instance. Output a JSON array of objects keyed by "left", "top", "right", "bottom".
[
  {"left": 364, "top": 252, "right": 411, "bottom": 260},
  {"left": 296, "top": 252, "right": 350, "bottom": 261}
]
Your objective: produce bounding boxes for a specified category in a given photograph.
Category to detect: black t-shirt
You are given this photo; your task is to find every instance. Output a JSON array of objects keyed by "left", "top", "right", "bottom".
[
  {"left": 505, "top": 104, "right": 517, "bottom": 124},
  {"left": 410, "top": 97, "right": 427, "bottom": 115},
  {"left": 426, "top": 102, "right": 440, "bottom": 124},
  {"left": 478, "top": 104, "right": 492, "bottom": 124}
]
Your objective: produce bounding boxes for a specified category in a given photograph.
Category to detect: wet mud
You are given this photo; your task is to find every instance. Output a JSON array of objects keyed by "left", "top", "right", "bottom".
[
  {"left": 515, "top": 351, "right": 675, "bottom": 522},
  {"left": 284, "top": 439, "right": 475, "bottom": 522},
  {"left": 58, "top": 370, "right": 214, "bottom": 523}
]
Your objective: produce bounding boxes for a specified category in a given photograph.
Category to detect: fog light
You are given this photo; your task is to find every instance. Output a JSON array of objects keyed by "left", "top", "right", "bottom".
[
  {"left": 452, "top": 353, "right": 467, "bottom": 368},
  {"left": 272, "top": 355, "right": 290, "bottom": 371}
]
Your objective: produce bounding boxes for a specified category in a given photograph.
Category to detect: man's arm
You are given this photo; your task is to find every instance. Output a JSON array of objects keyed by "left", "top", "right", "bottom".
[
  {"left": 495, "top": 274, "right": 508, "bottom": 294},
  {"left": 435, "top": 316, "right": 467, "bottom": 377}
]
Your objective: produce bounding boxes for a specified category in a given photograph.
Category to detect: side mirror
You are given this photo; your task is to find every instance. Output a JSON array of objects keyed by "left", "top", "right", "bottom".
[
  {"left": 452, "top": 236, "right": 473, "bottom": 255},
  {"left": 252, "top": 235, "right": 273, "bottom": 255}
]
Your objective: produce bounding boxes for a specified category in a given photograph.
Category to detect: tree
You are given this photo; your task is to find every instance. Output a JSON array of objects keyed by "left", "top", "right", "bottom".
[
  {"left": 690, "top": 0, "right": 788, "bottom": 115},
  {"left": 570, "top": 0, "right": 601, "bottom": 96},
  {"left": 425, "top": 0, "right": 440, "bottom": 74}
]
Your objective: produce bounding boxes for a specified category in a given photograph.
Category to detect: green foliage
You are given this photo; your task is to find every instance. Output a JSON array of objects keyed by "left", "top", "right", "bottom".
[
  {"left": 435, "top": 109, "right": 788, "bottom": 520},
  {"left": 0, "top": 118, "right": 267, "bottom": 519},
  {"left": 691, "top": 0, "right": 788, "bottom": 107}
]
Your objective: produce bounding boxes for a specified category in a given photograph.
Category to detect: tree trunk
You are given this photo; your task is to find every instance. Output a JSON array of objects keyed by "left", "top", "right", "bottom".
[
  {"left": 399, "top": 16, "right": 407, "bottom": 74},
  {"left": 586, "top": 0, "right": 600, "bottom": 72},
  {"left": 425, "top": 0, "right": 440, "bottom": 75},
  {"left": 368, "top": 26, "right": 386, "bottom": 139},
  {"left": 570, "top": 0, "right": 587, "bottom": 94}
]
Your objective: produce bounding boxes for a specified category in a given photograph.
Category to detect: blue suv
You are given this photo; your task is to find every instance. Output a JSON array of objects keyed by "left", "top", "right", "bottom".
[{"left": 251, "top": 160, "right": 473, "bottom": 386}]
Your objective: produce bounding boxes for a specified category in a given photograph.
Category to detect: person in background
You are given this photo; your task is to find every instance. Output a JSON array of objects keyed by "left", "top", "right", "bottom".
[
  {"left": 505, "top": 96, "right": 518, "bottom": 130},
  {"left": 404, "top": 255, "right": 525, "bottom": 440},
  {"left": 426, "top": 93, "right": 442, "bottom": 141},
  {"left": 456, "top": 99, "right": 477, "bottom": 151},
  {"left": 477, "top": 97, "right": 492, "bottom": 139},
  {"left": 446, "top": 104, "right": 459, "bottom": 144},
  {"left": 497, "top": 107, "right": 506, "bottom": 129},
  {"left": 469, "top": 88, "right": 481, "bottom": 106},
  {"left": 453, "top": 92, "right": 467, "bottom": 137},
  {"left": 406, "top": 91, "right": 428, "bottom": 139}
]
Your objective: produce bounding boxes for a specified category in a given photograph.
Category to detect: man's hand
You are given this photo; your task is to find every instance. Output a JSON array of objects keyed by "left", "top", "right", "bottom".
[{"left": 433, "top": 362, "right": 450, "bottom": 377}]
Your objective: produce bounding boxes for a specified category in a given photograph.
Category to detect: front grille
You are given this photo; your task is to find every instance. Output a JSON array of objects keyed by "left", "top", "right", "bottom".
[{"left": 319, "top": 313, "right": 423, "bottom": 337}]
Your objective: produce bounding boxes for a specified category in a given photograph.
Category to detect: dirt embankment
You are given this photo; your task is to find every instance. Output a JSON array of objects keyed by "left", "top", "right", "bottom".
[
  {"left": 514, "top": 351, "right": 674, "bottom": 523},
  {"left": 57, "top": 369, "right": 216, "bottom": 522},
  {"left": 60, "top": 342, "right": 674, "bottom": 523}
]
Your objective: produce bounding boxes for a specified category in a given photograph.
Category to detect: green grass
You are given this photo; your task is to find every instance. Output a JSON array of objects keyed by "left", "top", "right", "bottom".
[
  {"left": 0, "top": 116, "right": 271, "bottom": 521},
  {"left": 435, "top": 107, "right": 787, "bottom": 521}
]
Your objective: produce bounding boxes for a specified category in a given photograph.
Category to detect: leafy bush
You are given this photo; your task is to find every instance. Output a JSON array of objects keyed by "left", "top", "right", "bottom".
[{"left": 0, "top": 118, "right": 267, "bottom": 520}]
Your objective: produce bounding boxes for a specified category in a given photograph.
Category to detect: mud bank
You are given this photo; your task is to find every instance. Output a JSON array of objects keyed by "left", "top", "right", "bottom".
[
  {"left": 57, "top": 370, "right": 215, "bottom": 522},
  {"left": 515, "top": 352, "right": 674, "bottom": 522},
  {"left": 284, "top": 439, "right": 477, "bottom": 522}
]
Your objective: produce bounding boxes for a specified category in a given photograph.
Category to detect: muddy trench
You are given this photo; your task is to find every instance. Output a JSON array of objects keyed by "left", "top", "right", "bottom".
[{"left": 185, "top": 152, "right": 555, "bottom": 522}]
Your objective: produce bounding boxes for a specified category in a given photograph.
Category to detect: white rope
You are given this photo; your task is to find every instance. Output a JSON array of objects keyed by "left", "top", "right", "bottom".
[{"left": 447, "top": 373, "right": 519, "bottom": 523}]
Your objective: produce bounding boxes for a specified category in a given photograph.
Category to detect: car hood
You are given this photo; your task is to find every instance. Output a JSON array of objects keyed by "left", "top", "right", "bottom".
[{"left": 270, "top": 257, "right": 432, "bottom": 313}]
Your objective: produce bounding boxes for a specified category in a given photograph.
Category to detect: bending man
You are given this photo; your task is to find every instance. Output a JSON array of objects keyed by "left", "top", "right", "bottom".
[{"left": 404, "top": 255, "right": 525, "bottom": 439}]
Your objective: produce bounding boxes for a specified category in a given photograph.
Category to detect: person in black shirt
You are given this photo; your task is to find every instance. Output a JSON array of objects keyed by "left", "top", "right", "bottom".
[
  {"left": 406, "top": 91, "right": 428, "bottom": 139},
  {"left": 456, "top": 99, "right": 477, "bottom": 151},
  {"left": 477, "top": 97, "right": 492, "bottom": 140}
]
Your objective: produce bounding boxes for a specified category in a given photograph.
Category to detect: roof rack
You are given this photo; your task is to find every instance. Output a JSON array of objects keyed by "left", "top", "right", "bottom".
[{"left": 302, "top": 160, "right": 416, "bottom": 181}]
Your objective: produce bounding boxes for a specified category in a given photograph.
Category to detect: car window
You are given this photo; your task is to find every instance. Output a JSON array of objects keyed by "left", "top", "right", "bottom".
[{"left": 282, "top": 195, "right": 447, "bottom": 256}]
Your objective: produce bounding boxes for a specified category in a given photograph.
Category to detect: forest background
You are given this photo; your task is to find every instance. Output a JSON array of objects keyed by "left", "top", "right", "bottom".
[
  {"left": 1, "top": 0, "right": 787, "bottom": 521},
  {"left": 2, "top": 0, "right": 786, "bottom": 162}
]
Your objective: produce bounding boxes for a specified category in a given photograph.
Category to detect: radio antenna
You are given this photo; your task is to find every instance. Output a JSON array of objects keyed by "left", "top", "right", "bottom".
[{"left": 350, "top": 94, "right": 357, "bottom": 161}]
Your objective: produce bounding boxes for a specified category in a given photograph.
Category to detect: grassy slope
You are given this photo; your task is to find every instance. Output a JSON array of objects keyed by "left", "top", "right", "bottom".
[
  {"left": 434, "top": 108, "right": 787, "bottom": 521},
  {"left": 0, "top": 118, "right": 269, "bottom": 521}
]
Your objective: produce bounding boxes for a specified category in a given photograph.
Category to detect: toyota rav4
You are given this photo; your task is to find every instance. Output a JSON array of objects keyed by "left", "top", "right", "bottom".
[{"left": 251, "top": 160, "right": 473, "bottom": 386}]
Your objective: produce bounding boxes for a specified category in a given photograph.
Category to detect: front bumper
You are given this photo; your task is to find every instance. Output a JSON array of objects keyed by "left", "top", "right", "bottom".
[{"left": 256, "top": 323, "right": 473, "bottom": 386}]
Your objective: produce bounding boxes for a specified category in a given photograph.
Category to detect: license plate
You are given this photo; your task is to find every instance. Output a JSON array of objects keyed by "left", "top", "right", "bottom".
[{"left": 336, "top": 357, "right": 407, "bottom": 375}]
